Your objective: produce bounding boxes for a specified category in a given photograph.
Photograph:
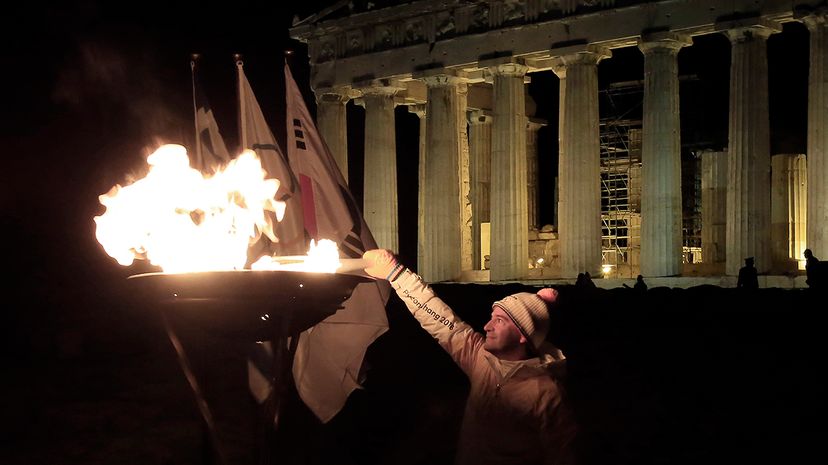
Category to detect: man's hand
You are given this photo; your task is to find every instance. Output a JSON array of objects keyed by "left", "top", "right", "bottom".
[{"left": 362, "top": 249, "right": 401, "bottom": 280}]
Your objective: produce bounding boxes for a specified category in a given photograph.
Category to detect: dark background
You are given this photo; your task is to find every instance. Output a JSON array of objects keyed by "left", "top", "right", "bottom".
[{"left": 1, "top": 1, "right": 821, "bottom": 464}]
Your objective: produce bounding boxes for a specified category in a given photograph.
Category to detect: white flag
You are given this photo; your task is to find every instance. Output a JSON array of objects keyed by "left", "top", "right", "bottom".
[
  {"left": 191, "top": 59, "right": 230, "bottom": 173},
  {"left": 285, "top": 62, "right": 390, "bottom": 423},
  {"left": 237, "top": 60, "right": 308, "bottom": 405},
  {"left": 236, "top": 60, "right": 306, "bottom": 256}
]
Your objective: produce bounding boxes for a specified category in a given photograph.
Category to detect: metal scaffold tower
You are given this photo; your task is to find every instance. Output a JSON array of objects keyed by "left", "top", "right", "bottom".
[
  {"left": 598, "top": 75, "right": 704, "bottom": 276},
  {"left": 682, "top": 151, "right": 703, "bottom": 264},
  {"left": 599, "top": 80, "right": 642, "bottom": 278}
]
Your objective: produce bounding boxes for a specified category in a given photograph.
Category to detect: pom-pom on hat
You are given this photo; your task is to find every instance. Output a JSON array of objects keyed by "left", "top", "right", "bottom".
[{"left": 493, "top": 288, "right": 558, "bottom": 352}]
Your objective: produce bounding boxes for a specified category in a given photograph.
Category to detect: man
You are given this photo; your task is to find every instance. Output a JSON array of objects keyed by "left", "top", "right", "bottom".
[
  {"left": 633, "top": 275, "right": 648, "bottom": 292},
  {"left": 363, "top": 249, "right": 576, "bottom": 465},
  {"left": 737, "top": 257, "right": 759, "bottom": 289},
  {"left": 803, "top": 249, "right": 821, "bottom": 288}
]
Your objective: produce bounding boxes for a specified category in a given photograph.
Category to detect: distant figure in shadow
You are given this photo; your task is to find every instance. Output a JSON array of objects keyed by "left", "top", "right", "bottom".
[
  {"left": 623, "top": 275, "right": 647, "bottom": 292},
  {"left": 804, "top": 248, "right": 824, "bottom": 289},
  {"left": 737, "top": 257, "right": 759, "bottom": 289},
  {"left": 633, "top": 275, "right": 648, "bottom": 292},
  {"left": 576, "top": 272, "right": 596, "bottom": 288}
]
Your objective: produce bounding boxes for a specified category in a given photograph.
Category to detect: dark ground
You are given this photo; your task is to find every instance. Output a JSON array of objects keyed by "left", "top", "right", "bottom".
[{"left": 3, "top": 271, "right": 827, "bottom": 465}]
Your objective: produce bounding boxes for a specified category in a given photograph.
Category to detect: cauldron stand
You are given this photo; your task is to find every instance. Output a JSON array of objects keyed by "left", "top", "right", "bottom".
[{"left": 130, "top": 271, "right": 370, "bottom": 465}]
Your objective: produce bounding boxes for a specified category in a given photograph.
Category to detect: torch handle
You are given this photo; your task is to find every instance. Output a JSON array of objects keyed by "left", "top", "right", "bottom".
[{"left": 337, "top": 258, "right": 372, "bottom": 273}]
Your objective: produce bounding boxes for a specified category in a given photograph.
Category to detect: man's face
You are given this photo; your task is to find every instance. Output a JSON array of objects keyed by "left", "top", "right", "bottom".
[{"left": 483, "top": 306, "right": 526, "bottom": 356}]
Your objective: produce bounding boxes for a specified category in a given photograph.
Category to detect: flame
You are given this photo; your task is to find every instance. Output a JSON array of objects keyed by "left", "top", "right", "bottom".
[
  {"left": 251, "top": 239, "right": 342, "bottom": 273},
  {"left": 95, "top": 144, "right": 292, "bottom": 273}
]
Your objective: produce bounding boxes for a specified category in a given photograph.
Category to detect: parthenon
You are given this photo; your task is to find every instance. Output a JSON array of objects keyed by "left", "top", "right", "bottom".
[{"left": 290, "top": 0, "right": 827, "bottom": 284}]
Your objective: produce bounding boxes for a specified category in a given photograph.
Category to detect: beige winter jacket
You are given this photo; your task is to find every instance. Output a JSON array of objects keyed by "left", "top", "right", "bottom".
[{"left": 391, "top": 269, "right": 577, "bottom": 465}]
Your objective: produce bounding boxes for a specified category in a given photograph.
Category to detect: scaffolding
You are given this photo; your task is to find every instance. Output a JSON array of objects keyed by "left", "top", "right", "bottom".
[
  {"left": 599, "top": 81, "right": 642, "bottom": 278},
  {"left": 682, "top": 151, "right": 703, "bottom": 263},
  {"left": 599, "top": 76, "right": 705, "bottom": 275}
]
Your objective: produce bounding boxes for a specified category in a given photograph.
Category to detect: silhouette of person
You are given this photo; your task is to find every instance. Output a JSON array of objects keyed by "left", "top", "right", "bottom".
[
  {"left": 804, "top": 248, "right": 822, "bottom": 289},
  {"left": 633, "top": 275, "right": 647, "bottom": 292},
  {"left": 737, "top": 257, "right": 759, "bottom": 289},
  {"left": 576, "top": 272, "right": 597, "bottom": 288}
]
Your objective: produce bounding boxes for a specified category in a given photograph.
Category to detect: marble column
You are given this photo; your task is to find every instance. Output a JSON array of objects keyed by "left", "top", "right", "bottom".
[
  {"left": 553, "top": 60, "right": 566, "bottom": 231},
  {"left": 361, "top": 86, "right": 400, "bottom": 251},
  {"left": 421, "top": 75, "right": 467, "bottom": 282},
  {"left": 457, "top": 84, "right": 473, "bottom": 273},
  {"left": 722, "top": 23, "right": 779, "bottom": 275},
  {"left": 771, "top": 154, "right": 808, "bottom": 271},
  {"left": 556, "top": 47, "right": 610, "bottom": 278},
  {"left": 628, "top": 149, "right": 643, "bottom": 272},
  {"left": 803, "top": 10, "right": 828, "bottom": 259},
  {"left": 490, "top": 63, "right": 530, "bottom": 281},
  {"left": 409, "top": 105, "right": 427, "bottom": 272},
  {"left": 527, "top": 119, "right": 544, "bottom": 231},
  {"left": 701, "top": 150, "right": 728, "bottom": 264},
  {"left": 638, "top": 34, "right": 690, "bottom": 277},
  {"left": 468, "top": 110, "right": 492, "bottom": 270},
  {"left": 315, "top": 88, "right": 351, "bottom": 182}
]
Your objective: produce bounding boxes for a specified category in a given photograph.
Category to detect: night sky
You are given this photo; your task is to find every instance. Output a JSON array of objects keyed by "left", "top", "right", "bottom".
[
  {"left": 4, "top": 0, "right": 324, "bottom": 308},
  {"left": 1, "top": 2, "right": 819, "bottom": 463}
]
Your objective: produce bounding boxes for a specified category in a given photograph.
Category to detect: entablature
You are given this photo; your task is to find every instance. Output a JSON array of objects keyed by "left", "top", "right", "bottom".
[{"left": 291, "top": 0, "right": 812, "bottom": 96}]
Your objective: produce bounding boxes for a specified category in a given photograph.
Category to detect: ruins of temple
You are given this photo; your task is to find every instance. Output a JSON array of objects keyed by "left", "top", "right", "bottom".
[{"left": 289, "top": 0, "right": 827, "bottom": 285}]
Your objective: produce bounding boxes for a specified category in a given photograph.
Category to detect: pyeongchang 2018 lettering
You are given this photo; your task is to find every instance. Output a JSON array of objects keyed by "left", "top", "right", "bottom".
[{"left": 402, "top": 290, "right": 455, "bottom": 331}]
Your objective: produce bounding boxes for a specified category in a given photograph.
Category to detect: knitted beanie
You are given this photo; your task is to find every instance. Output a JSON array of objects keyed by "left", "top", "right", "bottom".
[{"left": 492, "top": 288, "right": 557, "bottom": 352}]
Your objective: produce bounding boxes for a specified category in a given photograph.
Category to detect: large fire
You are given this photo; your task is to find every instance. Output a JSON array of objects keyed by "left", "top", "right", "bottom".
[{"left": 95, "top": 144, "right": 339, "bottom": 273}]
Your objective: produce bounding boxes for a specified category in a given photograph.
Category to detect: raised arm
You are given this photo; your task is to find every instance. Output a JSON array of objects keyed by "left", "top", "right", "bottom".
[{"left": 363, "top": 249, "right": 483, "bottom": 374}]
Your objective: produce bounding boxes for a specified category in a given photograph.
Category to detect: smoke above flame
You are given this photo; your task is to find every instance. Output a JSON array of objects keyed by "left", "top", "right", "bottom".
[{"left": 94, "top": 144, "right": 288, "bottom": 273}]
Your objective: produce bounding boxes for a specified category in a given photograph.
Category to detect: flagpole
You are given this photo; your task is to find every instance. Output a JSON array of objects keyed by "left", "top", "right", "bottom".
[
  {"left": 235, "top": 54, "right": 247, "bottom": 151},
  {"left": 190, "top": 54, "right": 203, "bottom": 168}
]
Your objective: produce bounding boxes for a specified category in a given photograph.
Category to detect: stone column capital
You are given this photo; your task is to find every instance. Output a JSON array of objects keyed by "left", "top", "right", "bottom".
[
  {"left": 487, "top": 62, "right": 530, "bottom": 78},
  {"left": 554, "top": 44, "right": 612, "bottom": 67},
  {"left": 354, "top": 83, "right": 404, "bottom": 108},
  {"left": 797, "top": 6, "right": 828, "bottom": 31},
  {"left": 314, "top": 86, "right": 353, "bottom": 104},
  {"left": 360, "top": 84, "right": 404, "bottom": 97},
  {"left": 420, "top": 73, "right": 467, "bottom": 88},
  {"left": 550, "top": 57, "right": 567, "bottom": 79},
  {"left": 637, "top": 32, "right": 692, "bottom": 54},
  {"left": 717, "top": 19, "right": 781, "bottom": 43},
  {"left": 408, "top": 103, "right": 427, "bottom": 118},
  {"left": 467, "top": 109, "right": 492, "bottom": 125}
]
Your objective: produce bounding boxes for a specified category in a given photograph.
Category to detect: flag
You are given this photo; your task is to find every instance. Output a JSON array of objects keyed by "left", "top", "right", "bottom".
[
  {"left": 285, "top": 62, "right": 390, "bottom": 423},
  {"left": 191, "top": 59, "right": 231, "bottom": 173},
  {"left": 236, "top": 59, "right": 306, "bottom": 256},
  {"left": 237, "top": 60, "right": 307, "bottom": 405}
]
